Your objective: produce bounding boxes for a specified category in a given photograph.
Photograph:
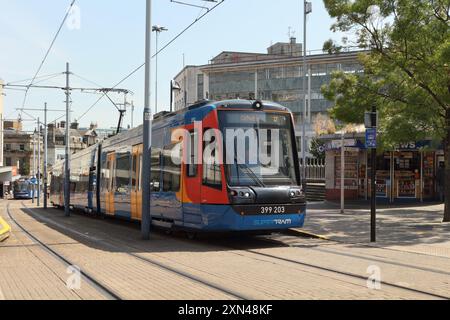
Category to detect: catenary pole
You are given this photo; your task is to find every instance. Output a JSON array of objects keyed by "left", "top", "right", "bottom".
[
  {"left": 142, "top": 0, "right": 153, "bottom": 240},
  {"left": 44, "top": 103, "right": 48, "bottom": 209},
  {"left": 32, "top": 132, "right": 36, "bottom": 204},
  {"left": 155, "top": 30, "right": 159, "bottom": 114},
  {"left": 37, "top": 117, "right": 41, "bottom": 207},
  {"left": 301, "top": 0, "right": 311, "bottom": 190},
  {"left": 64, "top": 62, "right": 71, "bottom": 217}
]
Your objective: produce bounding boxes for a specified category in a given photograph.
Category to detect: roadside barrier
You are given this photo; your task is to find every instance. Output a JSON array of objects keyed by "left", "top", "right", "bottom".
[{"left": 0, "top": 217, "right": 11, "bottom": 242}]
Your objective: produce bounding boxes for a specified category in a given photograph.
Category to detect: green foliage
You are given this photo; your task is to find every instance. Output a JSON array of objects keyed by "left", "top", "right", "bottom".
[
  {"left": 323, "top": 39, "right": 343, "bottom": 54},
  {"left": 19, "top": 161, "right": 30, "bottom": 176},
  {"left": 321, "top": 0, "right": 450, "bottom": 150}
]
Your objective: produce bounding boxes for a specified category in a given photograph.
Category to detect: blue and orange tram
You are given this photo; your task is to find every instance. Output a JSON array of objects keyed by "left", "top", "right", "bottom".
[{"left": 50, "top": 100, "right": 306, "bottom": 232}]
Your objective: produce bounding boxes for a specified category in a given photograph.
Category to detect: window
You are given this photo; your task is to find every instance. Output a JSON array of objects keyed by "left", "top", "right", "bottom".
[
  {"left": 19, "top": 144, "right": 25, "bottom": 151},
  {"left": 5, "top": 144, "right": 11, "bottom": 151},
  {"left": 162, "top": 143, "right": 181, "bottom": 192},
  {"left": 187, "top": 132, "right": 198, "bottom": 177},
  {"left": 151, "top": 149, "right": 161, "bottom": 191},
  {"left": 132, "top": 154, "right": 138, "bottom": 188},
  {"left": 203, "top": 135, "right": 222, "bottom": 188},
  {"left": 5, "top": 157, "right": 12, "bottom": 166},
  {"left": 197, "top": 74, "right": 204, "bottom": 101},
  {"left": 139, "top": 154, "right": 143, "bottom": 191},
  {"left": 115, "top": 153, "right": 131, "bottom": 194}
]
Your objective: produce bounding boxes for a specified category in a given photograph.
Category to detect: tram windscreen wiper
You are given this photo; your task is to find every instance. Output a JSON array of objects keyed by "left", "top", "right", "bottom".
[{"left": 236, "top": 159, "right": 266, "bottom": 188}]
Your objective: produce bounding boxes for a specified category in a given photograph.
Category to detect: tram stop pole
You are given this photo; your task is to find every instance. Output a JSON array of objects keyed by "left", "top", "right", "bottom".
[
  {"left": 365, "top": 106, "right": 378, "bottom": 243},
  {"left": 141, "top": 0, "right": 153, "bottom": 240}
]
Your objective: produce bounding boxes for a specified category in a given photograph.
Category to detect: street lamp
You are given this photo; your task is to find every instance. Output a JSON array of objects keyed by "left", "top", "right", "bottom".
[
  {"left": 152, "top": 25, "right": 168, "bottom": 114},
  {"left": 301, "top": 1, "right": 312, "bottom": 190}
]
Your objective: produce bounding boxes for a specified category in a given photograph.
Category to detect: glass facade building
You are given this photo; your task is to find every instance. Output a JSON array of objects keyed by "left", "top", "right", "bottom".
[
  {"left": 203, "top": 53, "right": 363, "bottom": 120},
  {"left": 173, "top": 43, "right": 365, "bottom": 157}
]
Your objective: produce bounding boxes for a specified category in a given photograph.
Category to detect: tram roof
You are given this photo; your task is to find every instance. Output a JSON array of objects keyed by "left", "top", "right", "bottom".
[{"left": 154, "top": 99, "right": 290, "bottom": 121}]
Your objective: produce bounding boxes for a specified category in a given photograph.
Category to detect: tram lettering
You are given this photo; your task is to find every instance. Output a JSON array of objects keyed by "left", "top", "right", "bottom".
[
  {"left": 274, "top": 219, "right": 291, "bottom": 225},
  {"left": 178, "top": 304, "right": 212, "bottom": 318},
  {"left": 260, "top": 206, "right": 286, "bottom": 214}
]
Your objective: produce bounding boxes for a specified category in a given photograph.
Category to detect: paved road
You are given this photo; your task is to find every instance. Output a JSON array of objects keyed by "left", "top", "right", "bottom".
[
  {"left": 0, "top": 200, "right": 449, "bottom": 300},
  {"left": 302, "top": 201, "right": 450, "bottom": 258}
]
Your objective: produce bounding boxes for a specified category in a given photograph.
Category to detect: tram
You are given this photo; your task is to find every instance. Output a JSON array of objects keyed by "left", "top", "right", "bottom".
[
  {"left": 13, "top": 179, "right": 37, "bottom": 200},
  {"left": 50, "top": 100, "right": 306, "bottom": 232}
]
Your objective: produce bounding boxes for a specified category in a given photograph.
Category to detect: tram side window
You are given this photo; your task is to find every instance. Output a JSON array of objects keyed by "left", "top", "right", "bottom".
[
  {"left": 101, "top": 157, "right": 109, "bottom": 192},
  {"left": 139, "top": 154, "right": 143, "bottom": 191},
  {"left": 151, "top": 149, "right": 161, "bottom": 191},
  {"left": 132, "top": 154, "right": 138, "bottom": 188},
  {"left": 203, "top": 136, "right": 222, "bottom": 188},
  {"left": 187, "top": 132, "right": 198, "bottom": 177},
  {"left": 115, "top": 153, "right": 131, "bottom": 194},
  {"left": 162, "top": 143, "right": 181, "bottom": 192}
]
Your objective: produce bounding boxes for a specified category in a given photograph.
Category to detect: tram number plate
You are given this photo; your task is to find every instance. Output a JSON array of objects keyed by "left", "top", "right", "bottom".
[{"left": 260, "top": 206, "right": 286, "bottom": 215}]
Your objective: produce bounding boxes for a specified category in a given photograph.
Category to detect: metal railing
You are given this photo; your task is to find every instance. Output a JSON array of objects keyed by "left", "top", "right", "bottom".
[{"left": 301, "top": 158, "right": 325, "bottom": 182}]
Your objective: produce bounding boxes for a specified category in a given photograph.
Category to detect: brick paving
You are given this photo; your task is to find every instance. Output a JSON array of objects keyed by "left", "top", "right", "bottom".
[
  {"left": 301, "top": 202, "right": 450, "bottom": 258},
  {"left": 0, "top": 202, "right": 106, "bottom": 300},
  {"left": 1, "top": 199, "right": 449, "bottom": 300}
]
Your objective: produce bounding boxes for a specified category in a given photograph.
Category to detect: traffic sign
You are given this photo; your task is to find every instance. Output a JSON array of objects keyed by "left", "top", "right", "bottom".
[{"left": 366, "top": 128, "right": 377, "bottom": 149}]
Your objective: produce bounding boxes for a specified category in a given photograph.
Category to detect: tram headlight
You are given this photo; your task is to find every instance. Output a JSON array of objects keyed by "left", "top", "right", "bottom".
[
  {"left": 229, "top": 188, "right": 255, "bottom": 203},
  {"left": 289, "top": 187, "right": 304, "bottom": 199},
  {"left": 230, "top": 190, "right": 238, "bottom": 197},
  {"left": 252, "top": 100, "right": 263, "bottom": 109}
]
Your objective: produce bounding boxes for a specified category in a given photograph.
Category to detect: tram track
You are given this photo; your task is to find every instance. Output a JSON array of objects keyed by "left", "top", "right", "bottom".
[
  {"left": 200, "top": 234, "right": 450, "bottom": 300},
  {"left": 5, "top": 203, "right": 122, "bottom": 300},
  {"left": 18, "top": 202, "right": 249, "bottom": 300},
  {"left": 16, "top": 201, "right": 449, "bottom": 300},
  {"left": 249, "top": 232, "right": 450, "bottom": 277}
]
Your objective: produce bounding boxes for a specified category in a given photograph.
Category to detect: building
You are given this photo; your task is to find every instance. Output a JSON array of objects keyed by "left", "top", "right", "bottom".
[
  {"left": 4, "top": 119, "right": 23, "bottom": 131},
  {"left": 321, "top": 132, "right": 444, "bottom": 203},
  {"left": 173, "top": 66, "right": 207, "bottom": 111},
  {"left": 0, "top": 78, "right": 4, "bottom": 167},
  {"left": 172, "top": 39, "right": 364, "bottom": 157},
  {"left": 46, "top": 121, "right": 100, "bottom": 166},
  {"left": 3, "top": 130, "right": 43, "bottom": 176}
]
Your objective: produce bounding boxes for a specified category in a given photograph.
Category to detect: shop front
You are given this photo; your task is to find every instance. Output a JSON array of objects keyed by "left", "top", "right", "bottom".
[{"left": 322, "top": 134, "right": 443, "bottom": 203}]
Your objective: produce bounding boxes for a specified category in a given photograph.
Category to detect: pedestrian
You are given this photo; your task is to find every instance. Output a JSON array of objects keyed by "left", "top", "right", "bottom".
[{"left": 437, "top": 162, "right": 445, "bottom": 202}]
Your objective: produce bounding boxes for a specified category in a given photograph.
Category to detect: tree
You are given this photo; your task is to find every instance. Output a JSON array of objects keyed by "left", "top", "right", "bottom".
[
  {"left": 19, "top": 161, "right": 30, "bottom": 177},
  {"left": 323, "top": 39, "right": 343, "bottom": 54},
  {"left": 321, "top": 0, "right": 450, "bottom": 222}
]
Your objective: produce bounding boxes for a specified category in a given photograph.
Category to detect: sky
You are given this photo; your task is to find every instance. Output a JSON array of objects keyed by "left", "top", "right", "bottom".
[{"left": 0, "top": 0, "right": 346, "bottom": 131}]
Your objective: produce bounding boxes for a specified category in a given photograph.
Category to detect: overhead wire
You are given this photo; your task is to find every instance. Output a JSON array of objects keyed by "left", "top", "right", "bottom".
[
  {"left": 6, "top": 72, "right": 63, "bottom": 85},
  {"left": 76, "top": 0, "right": 226, "bottom": 122},
  {"left": 21, "top": 0, "right": 77, "bottom": 109}
]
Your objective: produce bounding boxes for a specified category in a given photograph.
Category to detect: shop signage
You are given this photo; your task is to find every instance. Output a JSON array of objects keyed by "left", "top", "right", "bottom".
[
  {"left": 366, "top": 128, "right": 377, "bottom": 149},
  {"left": 329, "top": 139, "right": 356, "bottom": 150}
]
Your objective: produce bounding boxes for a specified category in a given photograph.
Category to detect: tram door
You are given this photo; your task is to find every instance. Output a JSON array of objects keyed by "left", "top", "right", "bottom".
[
  {"left": 131, "top": 145, "right": 142, "bottom": 220},
  {"left": 105, "top": 153, "right": 115, "bottom": 215}
]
